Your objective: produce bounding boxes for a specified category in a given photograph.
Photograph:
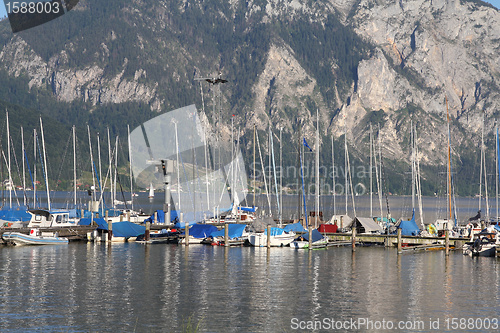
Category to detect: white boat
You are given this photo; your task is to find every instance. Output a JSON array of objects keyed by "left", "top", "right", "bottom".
[
  {"left": 463, "top": 226, "right": 498, "bottom": 257},
  {"left": 27, "top": 209, "right": 78, "bottom": 228},
  {"left": 290, "top": 229, "right": 328, "bottom": 249},
  {"left": 2, "top": 229, "right": 68, "bottom": 246},
  {"left": 248, "top": 228, "right": 295, "bottom": 247},
  {"left": 148, "top": 183, "right": 154, "bottom": 198}
]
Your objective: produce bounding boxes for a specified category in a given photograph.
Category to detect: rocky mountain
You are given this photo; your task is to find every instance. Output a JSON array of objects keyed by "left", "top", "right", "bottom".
[{"left": 0, "top": 0, "right": 498, "bottom": 196}]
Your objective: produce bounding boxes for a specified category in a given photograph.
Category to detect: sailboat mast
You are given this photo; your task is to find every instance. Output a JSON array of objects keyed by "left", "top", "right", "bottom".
[
  {"left": 33, "top": 129, "right": 36, "bottom": 208},
  {"left": 107, "top": 128, "right": 112, "bottom": 208},
  {"left": 21, "top": 126, "right": 26, "bottom": 206},
  {"left": 279, "top": 127, "right": 283, "bottom": 227},
  {"left": 479, "top": 117, "right": 483, "bottom": 214},
  {"left": 97, "top": 132, "right": 103, "bottom": 209},
  {"left": 87, "top": 125, "right": 96, "bottom": 202},
  {"left": 6, "top": 111, "right": 11, "bottom": 208},
  {"left": 128, "top": 125, "right": 134, "bottom": 210},
  {"left": 497, "top": 127, "right": 499, "bottom": 221},
  {"left": 369, "top": 124, "right": 373, "bottom": 217},
  {"left": 411, "top": 120, "right": 415, "bottom": 212},
  {"left": 332, "top": 135, "right": 336, "bottom": 218},
  {"left": 253, "top": 125, "right": 256, "bottom": 207},
  {"left": 40, "top": 117, "right": 51, "bottom": 210},
  {"left": 73, "top": 125, "right": 77, "bottom": 207},
  {"left": 446, "top": 97, "right": 452, "bottom": 223},
  {"left": 344, "top": 116, "right": 348, "bottom": 216},
  {"left": 315, "top": 109, "right": 320, "bottom": 227}
]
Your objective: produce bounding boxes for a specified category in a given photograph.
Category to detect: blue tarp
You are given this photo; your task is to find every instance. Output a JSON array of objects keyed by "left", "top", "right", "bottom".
[
  {"left": 240, "top": 206, "right": 256, "bottom": 213},
  {"left": 398, "top": 210, "right": 420, "bottom": 236},
  {"left": 144, "top": 210, "right": 179, "bottom": 223},
  {"left": 210, "top": 224, "right": 246, "bottom": 239},
  {"left": 264, "top": 227, "right": 285, "bottom": 236},
  {"left": 284, "top": 223, "right": 306, "bottom": 233},
  {"left": 0, "top": 207, "right": 31, "bottom": 222},
  {"left": 185, "top": 224, "right": 218, "bottom": 239},
  {"left": 111, "top": 222, "right": 146, "bottom": 238},
  {"left": 302, "top": 229, "right": 323, "bottom": 243},
  {"left": 79, "top": 217, "right": 145, "bottom": 238},
  {"left": 494, "top": 225, "right": 500, "bottom": 232}
]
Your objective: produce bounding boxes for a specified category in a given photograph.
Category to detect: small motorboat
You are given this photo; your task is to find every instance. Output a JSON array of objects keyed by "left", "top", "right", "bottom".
[
  {"left": 463, "top": 225, "right": 498, "bottom": 257},
  {"left": 248, "top": 227, "right": 296, "bottom": 247},
  {"left": 2, "top": 229, "right": 69, "bottom": 246}
]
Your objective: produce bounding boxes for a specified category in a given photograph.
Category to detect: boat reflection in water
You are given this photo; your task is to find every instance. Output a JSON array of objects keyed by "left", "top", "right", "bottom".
[{"left": 0, "top": 243, "right": 499, "bottom": 332}]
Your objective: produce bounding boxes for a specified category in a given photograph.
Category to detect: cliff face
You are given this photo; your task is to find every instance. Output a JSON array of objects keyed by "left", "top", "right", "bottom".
[{"left": 0, "top": 0, "right": 498, "bottom": 190}]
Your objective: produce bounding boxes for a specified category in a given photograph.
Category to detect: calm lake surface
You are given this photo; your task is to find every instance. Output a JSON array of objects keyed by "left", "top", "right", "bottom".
[
  {"left": 1, "top": 192, "right": 500, "bottom": 332},
  {"left": 1, "top": 244, "right": 499, "bottom": 332}
]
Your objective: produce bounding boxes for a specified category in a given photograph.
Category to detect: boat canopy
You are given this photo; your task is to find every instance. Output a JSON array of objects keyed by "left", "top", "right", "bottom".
[
  {"left": 264, "top": 227, "right": 285, "bottom": 236},
  {"left": 184, "top": 224, "right": 218, "bottom": 238},
  {"left": 302, "top": 229, "right": 323, "bottom": 243},
  {"left": 240, "top": 206, "right": 256, "bottom": 213},
  {"left": 353, "top": 217, "right": 383, "bottom": 233},
  {"left": 397, "top": 210, "right": 420, "bottom": 236},
  {"left": 210, "top": 224, "right": 246, "bottom": 239},
  {"left": 283, "top": 222, "right": 306, "bottom": 233}
]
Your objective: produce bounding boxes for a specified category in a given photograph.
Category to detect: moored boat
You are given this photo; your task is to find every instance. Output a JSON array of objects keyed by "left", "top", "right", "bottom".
[
  {"left": 290, "top": 229, "right": 328, "bottom": 249},
  {"left": 248, "top": 227, "right": 295, "bottom": 247},
  {"left": 2, "top": 229, "right": 69, "bottom": 246}
]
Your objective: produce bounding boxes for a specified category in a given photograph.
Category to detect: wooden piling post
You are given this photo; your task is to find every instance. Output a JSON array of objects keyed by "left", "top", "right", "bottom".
[
  {"left": 127, "top": 211, "right": 131, "bottom": 222},
  {"left": 108, "top": 220, "right": 113, "bottom": 242},
  {"left": 120, "top": 214, "right": 123, "bottom": 222},
  {"left": 224, "top": 223, "right": 229, "bottom": 247},
  {"left": 397, "top": 228, "right": 402, "bottom": 254},
  {"left": 185, "top": 221, "right": 190, "bottom": 246},
  {"left": 145, "top": 221, "right": 151, "bottom": 241},
  {"left": 308, "top": 225, "right": 313, "bottom": 250},
  {"left": 267, "top": 224, "right": 271, "bottom": 248},
  {"left": 105, "top": 210, "right": 108, "bottom": 223},
  {"left": 445, "top": 229, "right": 450, "bottom": 256},
  {"left": 351, "top": 225, "right": 356, "bottom": 251},
  {"left": 154, "top": 211, "right": 158, "bottom": 224}
]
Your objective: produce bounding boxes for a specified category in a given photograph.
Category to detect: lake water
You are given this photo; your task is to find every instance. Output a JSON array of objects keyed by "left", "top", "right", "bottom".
[
  {"left": 1, "top": 192, "right": 499, "bottom": 332},
  {"left": 1, "top": 243, "right": 499, "bottom": 332}
]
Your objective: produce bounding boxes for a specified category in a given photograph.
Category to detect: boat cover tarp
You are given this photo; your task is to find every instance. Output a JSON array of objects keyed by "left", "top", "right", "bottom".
[
  {"left": 0, "top": 207, "right": 31, "bottom": 221},
  {"left": 318, "top": 224, "right": 338, "bottom": 233},
  {"left": 303, "top": 229, "right": 323, "bottom": 243},
  {"left": 283, "top": 222, "right": 306, "bottom": 233},
  {"left": 354, "top": 217, "right": 383, "bottom": 233},
  {"left": 240, "top": 206, "right": 256, "bottom": 213},
  {"left": 144, "top": 210, "right": 179, "bottom": 223},
  {"left": 264, "top": 227, "right": 285, "bottom": 236},
  {"left": 79, "top": 217, "right": 145, "bottom": 237},
  {"left": 398, "top": 211, "right": 420, "bottom": 236},
  {"left": 494, "top": 225, "right": 500, "bottom": 232},
  {"left": 184, "top": 224, "right": 218, "bottom": 238},
  {"left": 329, "top": 214, "right": 353, "bottom": 227},
  {"left": 111, "top": 222, "right": 146, "bottom": 238},
  {"left": 210, "top": 224, "right": 246, "bottom": 239}
]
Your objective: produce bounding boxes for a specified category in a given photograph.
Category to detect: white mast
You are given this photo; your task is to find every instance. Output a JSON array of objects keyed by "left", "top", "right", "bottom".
[
  {"left": 270, "top": 127, "right": 280, "bottom": 224},
  {"left": 497, "top": 127, "right": 499, "bottom": 222},
  {"left": 344, "top": 115, "right": 348, "bottom": 215},
  {"left": 97, "top": 132, "right": 103, "bottom": 210},
  {"left": 33, "top": 129, "right": 36, "bottom": 208},
  {"left": 87, "top": 125, "right": 96, "bottom": 202},
  {"left": 378, "top": 125, "right": 383, "bottom": 217},
  {"left": 113, "top": 136, "right": 119, "bottom": 209},
  {"left": 370, "top": 124, "right": 373, "bottom": 217},
  {"left": 6, "top": 111, "right": 11, "bottom": 208},
  {"left": 279, "top": 127, "right": 283, "bottom": 227},
  {"left": 21, "top": 126, "right": 26, "bottom": 206},
  {"left": 315, "top": 109, "right": 320, "bottom": 227},
  {"left": 73, "top": 125, "right": 77, "bottom": 207},
  {"left": 415, "top": 125, "right": 425, "bottom": 229},
  {"left": 128, "top": 125, "right": 134, "bottom": 210},
  {"left": 39, "top": 117, "right": 51, "bottom": 210},
  {"left": 332, "top": 135, "right": 336, "bottom": 218},
  {"left": 107, "top": 128, "right": 112, "bottom": 207},
  {"left": 174, "top": 121, "right": 181, "bottom": 211},
  {"left": 411, "top": 120, "right": 415, "bottom": 213}
]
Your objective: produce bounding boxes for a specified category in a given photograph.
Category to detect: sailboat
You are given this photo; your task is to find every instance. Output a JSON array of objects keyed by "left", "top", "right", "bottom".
[{"left": 148, "top": 183, "right": 154, "bottom": 199}]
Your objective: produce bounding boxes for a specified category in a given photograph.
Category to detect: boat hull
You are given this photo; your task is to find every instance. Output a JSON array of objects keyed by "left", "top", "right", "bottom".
[
  {"left": 290, "top": 237, "right": 328, "bottom": 249},
  {"left": 2, "top": 232, "right": 69, "bottom": 246},
  {"left": 248, "top": 233, "right": 296, "bottom": 247}
]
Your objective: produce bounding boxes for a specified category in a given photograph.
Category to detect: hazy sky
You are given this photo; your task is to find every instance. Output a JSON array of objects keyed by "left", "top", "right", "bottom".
[{"left": 0, "top": 1, "right": 499, "bottom": 31}]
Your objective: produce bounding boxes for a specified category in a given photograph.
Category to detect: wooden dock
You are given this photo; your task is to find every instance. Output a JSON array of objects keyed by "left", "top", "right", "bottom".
[{"left": 324, "top": 232, "right": 466, "bottom": 250}]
